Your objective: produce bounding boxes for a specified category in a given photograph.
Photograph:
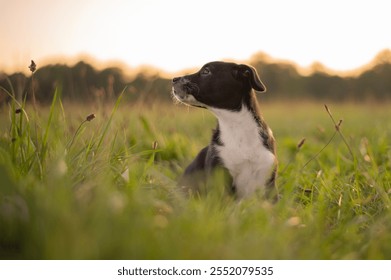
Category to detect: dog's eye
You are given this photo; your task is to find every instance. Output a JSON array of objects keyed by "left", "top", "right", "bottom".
[{"left": 201, "top": 67, "right": 211, "bottom": 76}]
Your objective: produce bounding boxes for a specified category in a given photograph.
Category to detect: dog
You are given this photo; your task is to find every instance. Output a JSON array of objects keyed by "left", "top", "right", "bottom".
[{"left": 172, "top": 61, "right": 277, "bottom": 199}]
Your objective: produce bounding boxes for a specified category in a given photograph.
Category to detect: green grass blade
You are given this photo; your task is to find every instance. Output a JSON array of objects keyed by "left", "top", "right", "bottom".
[{"left": 96, "top": 87, "right": 127, "bottom": 153}]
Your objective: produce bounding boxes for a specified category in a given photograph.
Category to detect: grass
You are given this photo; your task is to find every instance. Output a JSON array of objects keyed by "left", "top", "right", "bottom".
[{"left": 0, "top": 87, "right": 390, "bottom": 259}]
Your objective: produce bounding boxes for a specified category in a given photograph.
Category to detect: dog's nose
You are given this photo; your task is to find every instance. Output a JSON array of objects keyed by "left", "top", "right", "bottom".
[{"left": 172, "top": 77, "right": 181, "bottom": 83}]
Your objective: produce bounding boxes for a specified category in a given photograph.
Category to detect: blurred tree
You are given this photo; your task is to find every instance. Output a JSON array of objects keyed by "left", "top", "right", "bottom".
[{"left": 1, "top": 50, "right": 390, "bottom": 104}]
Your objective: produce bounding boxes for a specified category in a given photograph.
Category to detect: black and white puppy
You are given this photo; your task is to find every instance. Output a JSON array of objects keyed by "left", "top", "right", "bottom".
[{"left": 172, "top": 61, "right": 277, "bottom": 199}]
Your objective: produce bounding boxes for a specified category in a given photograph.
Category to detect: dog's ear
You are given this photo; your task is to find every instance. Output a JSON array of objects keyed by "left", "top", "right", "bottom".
[{"left": 233, "top": 64, "right": 266, "bottom": 92}]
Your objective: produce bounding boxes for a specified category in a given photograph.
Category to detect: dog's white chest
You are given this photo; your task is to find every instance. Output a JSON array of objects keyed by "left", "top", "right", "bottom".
[{"left": 211, "top": 107, "right": 275, "bottom": 198}]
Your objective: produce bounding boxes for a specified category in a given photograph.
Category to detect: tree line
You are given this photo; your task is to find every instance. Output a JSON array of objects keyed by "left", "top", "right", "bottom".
[{"left": 1, "top": 50, "right": 391, "bottom": 105}]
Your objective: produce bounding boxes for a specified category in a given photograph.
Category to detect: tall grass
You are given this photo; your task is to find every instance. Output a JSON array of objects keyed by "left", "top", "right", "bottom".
[{"left": 0, "top": 85, "right": 390, "bottom": 259}]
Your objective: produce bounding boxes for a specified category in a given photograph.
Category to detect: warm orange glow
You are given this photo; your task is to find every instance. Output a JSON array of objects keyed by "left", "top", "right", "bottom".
[{"left": 1, "top": 0, "right": 390, "bottom": 74}]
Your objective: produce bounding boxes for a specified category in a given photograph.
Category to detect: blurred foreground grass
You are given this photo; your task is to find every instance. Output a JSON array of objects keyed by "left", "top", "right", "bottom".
[{"left": 0, "top": 94, "right": 391, "bottom": 259}]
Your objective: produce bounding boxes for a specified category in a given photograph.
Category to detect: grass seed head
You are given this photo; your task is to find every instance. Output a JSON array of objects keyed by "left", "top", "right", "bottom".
[
  {"left": 28, "top": 60, "right": 37, "bottom": 73},
  {"left": 335, "top": 119, "right": 343, "bottom": 131},
  {"left": 86, "top": 113, "right": 96, "bottom": 122},
  {"left": 324, "top": 104, "right": 331, "bottom": 115},
  {"left": 297, "top": 138, "right": 306, "bottom": 149}
]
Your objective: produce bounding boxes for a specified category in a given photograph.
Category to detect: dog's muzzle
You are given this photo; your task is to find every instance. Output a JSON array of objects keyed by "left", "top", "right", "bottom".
[{"left": 172, "top": 77, "right": 205, "bottom": 108}]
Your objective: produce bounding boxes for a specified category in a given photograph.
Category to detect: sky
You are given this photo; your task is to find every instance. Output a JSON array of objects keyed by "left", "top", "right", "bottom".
[{"left": 1, "top": 0, "right": 390, "bottom": 74}]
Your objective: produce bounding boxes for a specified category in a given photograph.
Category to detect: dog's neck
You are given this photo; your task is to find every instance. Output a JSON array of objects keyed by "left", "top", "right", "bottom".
[
  {"left": 210, "top": 103, "right": 262, "bottom": 148},
  {"left": 209, "top": 92, "right": 267, "bottom": 147}
]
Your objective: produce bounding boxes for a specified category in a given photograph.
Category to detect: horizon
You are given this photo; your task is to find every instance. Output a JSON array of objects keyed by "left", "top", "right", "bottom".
[
  {"left": 2, "top": 48, "right": 391, "bottom": 79},
  {"left": 1, "top": 0, "right": 391, "bottom": 75}
]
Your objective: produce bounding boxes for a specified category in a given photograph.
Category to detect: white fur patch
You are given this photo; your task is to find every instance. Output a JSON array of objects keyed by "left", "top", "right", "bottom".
[
  {"left": 211, "top": 106, "right": 276, "bottom": 198},
  {"left": 171, "top": 87, "right": 206, "bottom": 108}
]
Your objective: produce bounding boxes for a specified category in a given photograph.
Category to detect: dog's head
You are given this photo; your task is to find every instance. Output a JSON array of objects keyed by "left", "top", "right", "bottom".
[{"left": 172, "top": 61, "right": 266, "bottom": 110}]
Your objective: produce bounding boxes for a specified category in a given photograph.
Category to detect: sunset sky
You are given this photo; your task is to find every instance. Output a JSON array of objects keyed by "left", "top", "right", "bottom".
[{"left": 1, "top": 0, "right": 390, "bottom": 74}]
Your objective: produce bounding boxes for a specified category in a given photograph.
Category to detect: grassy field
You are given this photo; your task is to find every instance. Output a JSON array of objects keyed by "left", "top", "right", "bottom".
[{"left": 0, "top": 90, "right": 390, "bottom": 259}]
